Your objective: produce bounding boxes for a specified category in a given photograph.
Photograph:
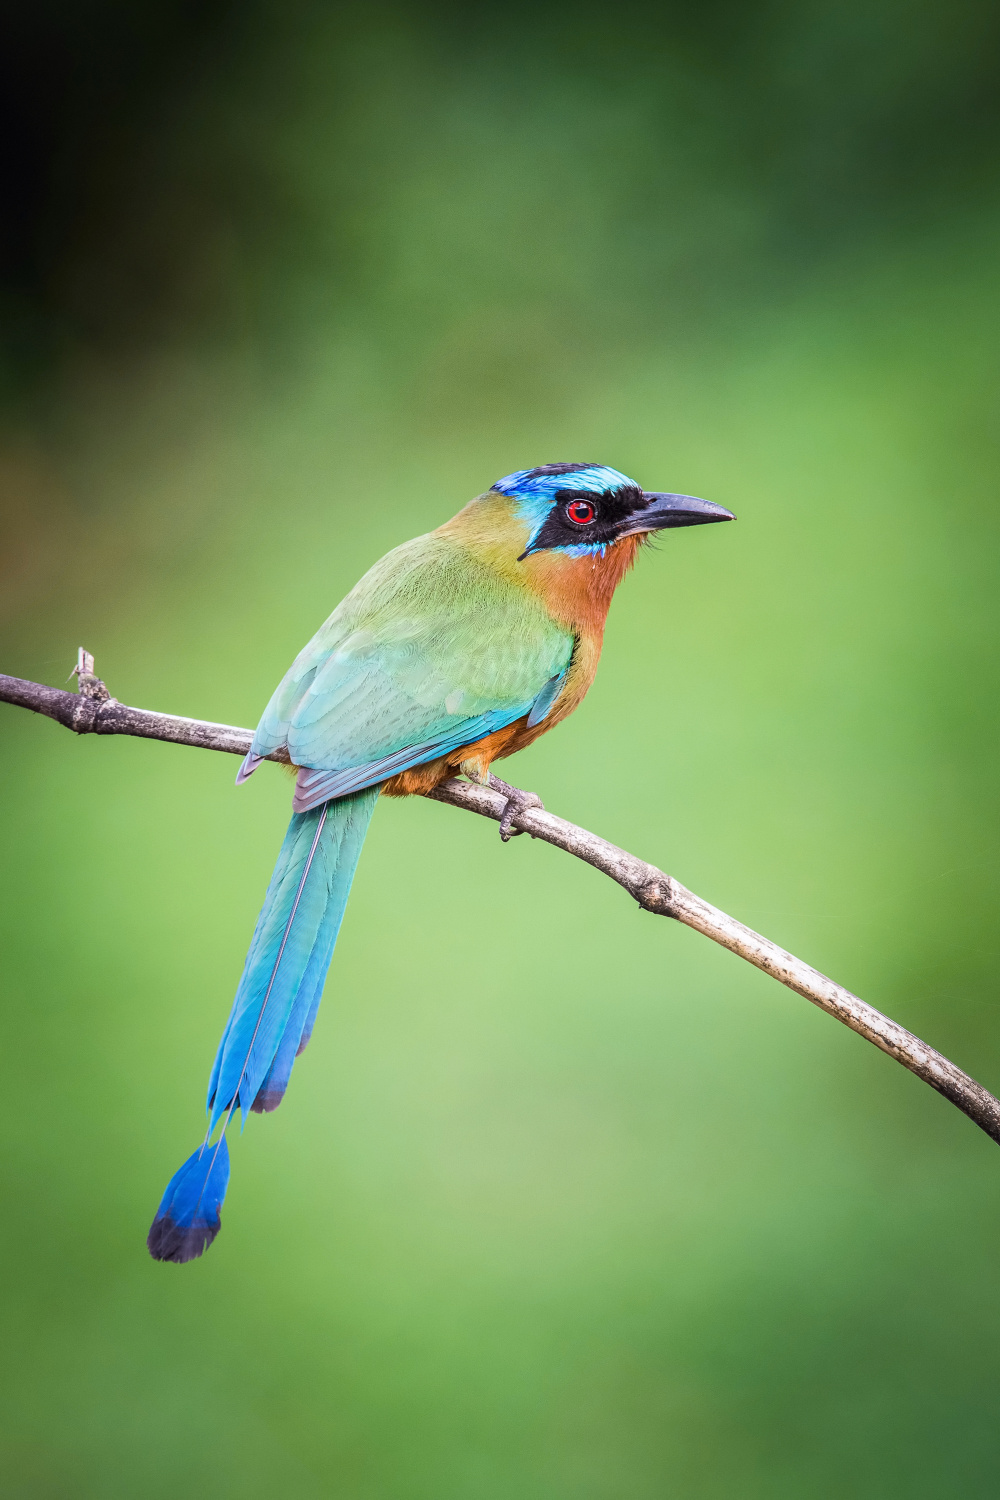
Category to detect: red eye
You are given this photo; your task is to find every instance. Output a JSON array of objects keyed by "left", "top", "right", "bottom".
[{"left": 566, "top": 500, "right": 595, "bottom": 525}]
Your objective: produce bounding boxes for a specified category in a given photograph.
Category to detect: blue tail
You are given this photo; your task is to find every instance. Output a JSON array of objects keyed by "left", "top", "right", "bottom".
[
  {"left": 147, "top": 788, "right": 378, "bottom": 1262},
  {"left": 147, "top": 1137, "right": 230, "bottom": 1263}
]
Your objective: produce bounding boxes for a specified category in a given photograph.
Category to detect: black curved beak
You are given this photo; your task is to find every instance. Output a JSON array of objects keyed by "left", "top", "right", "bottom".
[{"left": 633, "top": 492, "right": 735, "bottom": 531}]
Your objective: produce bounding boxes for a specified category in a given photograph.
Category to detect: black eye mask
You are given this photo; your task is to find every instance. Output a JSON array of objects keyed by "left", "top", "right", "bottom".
[{"left": 518, "top": 485, "right": 648, "bottom": 559}]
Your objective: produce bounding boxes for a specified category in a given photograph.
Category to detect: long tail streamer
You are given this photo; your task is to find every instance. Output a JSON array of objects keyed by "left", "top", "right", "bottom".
[{"left": 148, "top": 788, "right": 378, "bottom": 1261}]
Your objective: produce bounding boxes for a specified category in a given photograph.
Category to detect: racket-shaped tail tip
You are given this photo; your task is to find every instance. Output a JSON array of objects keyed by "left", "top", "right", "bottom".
[{"left": 147, "top": 1137, "right": 231, "bottom": 1264}]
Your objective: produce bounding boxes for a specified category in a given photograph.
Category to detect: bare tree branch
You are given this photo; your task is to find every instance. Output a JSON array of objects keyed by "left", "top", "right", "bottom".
[{"left": 4, "top": 654, "right": 1000, "bottom": 1149}]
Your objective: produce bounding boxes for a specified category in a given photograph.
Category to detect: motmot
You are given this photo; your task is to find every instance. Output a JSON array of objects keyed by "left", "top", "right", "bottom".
[{"left": 148, "top": 462, "right": 733, "bottom": 1262}]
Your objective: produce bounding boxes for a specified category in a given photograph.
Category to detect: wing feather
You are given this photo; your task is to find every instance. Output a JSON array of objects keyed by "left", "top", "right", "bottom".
[{"left": 247, "top": 534, "right": 573, "bottom": 794}]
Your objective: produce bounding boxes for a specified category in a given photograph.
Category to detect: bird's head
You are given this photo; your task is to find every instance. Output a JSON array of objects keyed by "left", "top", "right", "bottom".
[
  {"left": 490, "top": 462, "right": 734, "bottom": 560},
  {"left": 440, "top": 462, "right": 734, "bottom": 628}
]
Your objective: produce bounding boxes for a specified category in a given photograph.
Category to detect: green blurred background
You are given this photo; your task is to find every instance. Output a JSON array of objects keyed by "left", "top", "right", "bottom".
[{"left": 3, "top": 1, "right": 1000, "bottom": 1494}]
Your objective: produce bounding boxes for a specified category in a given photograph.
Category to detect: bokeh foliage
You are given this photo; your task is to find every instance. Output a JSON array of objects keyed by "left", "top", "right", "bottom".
[{"left": 2, "top": 2, "right": 1000, "bottom": 1495}]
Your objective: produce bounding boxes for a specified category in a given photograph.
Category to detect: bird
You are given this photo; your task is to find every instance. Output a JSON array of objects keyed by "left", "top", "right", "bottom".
[{"left": 147, "top": 462, "right": 733, "bottom": 1262}]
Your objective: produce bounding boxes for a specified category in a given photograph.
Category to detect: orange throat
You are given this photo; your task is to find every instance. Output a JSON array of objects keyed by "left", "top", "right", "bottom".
[{"left": 519, "top": 532, "right": 644, "bottom": 635}]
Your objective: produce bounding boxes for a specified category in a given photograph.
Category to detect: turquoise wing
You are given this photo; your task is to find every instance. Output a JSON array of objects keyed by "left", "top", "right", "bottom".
[{"left": 246, "top": 533, "right": 573, "bottom": 803}]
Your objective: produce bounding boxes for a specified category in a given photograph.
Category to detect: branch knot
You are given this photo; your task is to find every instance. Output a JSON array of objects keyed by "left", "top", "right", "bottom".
[
  {"left": 69, "top": 649, "right": 115, "bottom": 733},
  {"left": 637, "top": 875, "right": 678, "bottom": 916},
  {"left": 70, "top": 694, "right": 100, "bottom": 733}
]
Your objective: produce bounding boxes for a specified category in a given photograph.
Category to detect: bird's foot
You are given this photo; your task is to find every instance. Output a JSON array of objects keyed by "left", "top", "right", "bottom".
[{"left": 488, "top": 773, "right": 544, "bottom": 842}]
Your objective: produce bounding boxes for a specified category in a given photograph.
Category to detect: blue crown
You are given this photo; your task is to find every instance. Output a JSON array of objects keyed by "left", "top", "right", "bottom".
[{"left": 492, "top": 462, "right": 638, "bottom": 501}]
